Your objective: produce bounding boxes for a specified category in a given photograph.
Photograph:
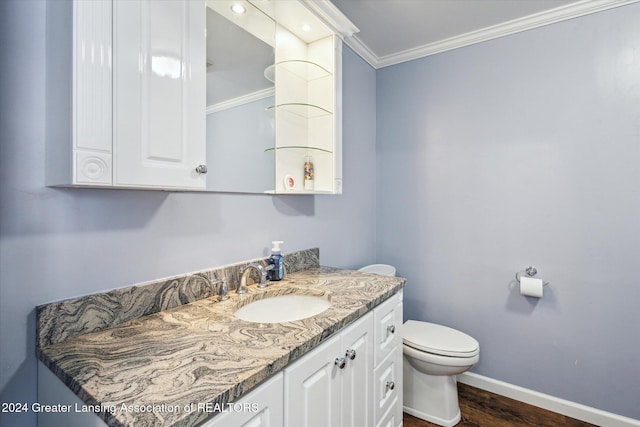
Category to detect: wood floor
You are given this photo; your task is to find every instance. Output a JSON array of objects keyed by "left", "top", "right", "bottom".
[{"left": 403, "top": 383, "right": 597, "bottom": 427}]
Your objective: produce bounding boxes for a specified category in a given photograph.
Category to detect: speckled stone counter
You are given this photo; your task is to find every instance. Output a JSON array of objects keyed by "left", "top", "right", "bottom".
[{"left": 37, "top": 255, "right": 405, "bottom": 427}]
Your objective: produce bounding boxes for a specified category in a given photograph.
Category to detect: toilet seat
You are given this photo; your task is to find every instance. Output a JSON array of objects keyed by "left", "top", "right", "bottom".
[{"left": 403, "top": 320, "right": 479, "bottom": 358}]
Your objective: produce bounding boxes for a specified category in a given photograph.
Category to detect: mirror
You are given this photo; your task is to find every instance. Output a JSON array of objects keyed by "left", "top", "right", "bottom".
[
  {"left": 205, "top": 1, "right": 276, "bottom": 193},
  {"left": 204, "top": 0, "right": 342, "bottom": 194}
]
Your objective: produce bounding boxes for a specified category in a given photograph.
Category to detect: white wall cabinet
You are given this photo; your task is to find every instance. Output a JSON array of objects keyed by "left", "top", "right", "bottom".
[{"left": 46, "top": 0, "right": 207, "bottom": 190}]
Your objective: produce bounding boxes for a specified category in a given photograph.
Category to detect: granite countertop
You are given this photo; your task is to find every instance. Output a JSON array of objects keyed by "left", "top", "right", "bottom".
[{"left": 38, "top": 266, "right": 405, "bottom": 427}]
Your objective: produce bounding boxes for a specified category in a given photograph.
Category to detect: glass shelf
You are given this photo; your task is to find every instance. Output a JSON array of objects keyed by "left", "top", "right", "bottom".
[
  {"left": 264, "top": 64, "right": 275, "bottom": 83},
  {"left": 264, "top": 145, "right": 333, "bottom": 154},
  {"left": 264, "top": 60, "right": 332, "bottom": 84},
  {"left": 266, "top": 103, "right": 332, "bottom": 119},
  {"left": 265, "top": 189, "right": 337, "bottom": 195}
]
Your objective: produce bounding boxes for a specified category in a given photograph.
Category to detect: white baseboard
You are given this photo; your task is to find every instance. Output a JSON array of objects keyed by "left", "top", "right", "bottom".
[{"left": 458, "top": 372, "right": 640, "bottom": 427}]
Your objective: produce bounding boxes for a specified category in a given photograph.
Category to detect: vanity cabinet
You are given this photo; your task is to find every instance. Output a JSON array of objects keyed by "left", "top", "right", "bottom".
[
  {"left": 38, "top": 291, "right": 402, "bottom": 427},
  {"left": 46, "top": 0, "right": 207, "bottom": 190}
]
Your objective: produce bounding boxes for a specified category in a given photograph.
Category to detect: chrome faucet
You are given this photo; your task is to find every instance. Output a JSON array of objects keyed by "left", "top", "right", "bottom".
[
  {"left": 237, "top": 263, "right": 272, "bottom": 294},
  {"left": 210, "top": 277, "right": 229, "bottom": 301}
]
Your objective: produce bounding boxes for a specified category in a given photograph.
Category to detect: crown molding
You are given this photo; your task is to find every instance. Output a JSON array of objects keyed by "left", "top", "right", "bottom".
[
  {"left": 206, "top": 87, "right": 274, "bottom": 115},
  {"left": 300, "top": 0, "right": 359, "bottom": 39},
  {"left": 343, "top": 0, "right": 640, "bottom": 69},
  {"left": 342, "top": 34, "right": 379, "bottom": 68}
]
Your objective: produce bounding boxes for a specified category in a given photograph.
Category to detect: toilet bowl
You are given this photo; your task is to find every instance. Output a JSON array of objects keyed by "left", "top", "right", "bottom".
[
  {"left": 357, "top": 264, "right": 480, "bottom": 427},
  {"left": 403, "top": 320, "right": 479, "bottom": 426}
]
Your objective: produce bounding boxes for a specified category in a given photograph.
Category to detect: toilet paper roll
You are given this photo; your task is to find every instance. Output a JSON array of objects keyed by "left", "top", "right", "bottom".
[{"left": 520, "top": 276, "right": 544, "bottom": 298}]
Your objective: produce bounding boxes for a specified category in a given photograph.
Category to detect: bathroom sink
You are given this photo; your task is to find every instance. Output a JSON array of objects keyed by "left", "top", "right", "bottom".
[{"left": 234, "top": 294, "right": 331, "bottom": 323}]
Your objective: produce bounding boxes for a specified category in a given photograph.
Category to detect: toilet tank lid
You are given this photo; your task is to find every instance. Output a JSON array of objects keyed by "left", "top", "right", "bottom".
[
  {"left": 357, "top": 264, "right": 396, "bottom": 276},
  {"left": 403, "top": 320, "right": 479, "bottom": 357}
]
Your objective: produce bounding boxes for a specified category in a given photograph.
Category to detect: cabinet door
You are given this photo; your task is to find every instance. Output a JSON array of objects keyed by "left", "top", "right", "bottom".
[
  {"left": 113, "top": 0, "right": 206, "bottom": 189},
  {"left": 340, "top": 312, "right": 374, "bottom": 427},
  {"left": 284, "top": 335, "right": 341, "bottom": 427},
  {"left": 201, "top": 373, "right": 283, "bottom": 427}
]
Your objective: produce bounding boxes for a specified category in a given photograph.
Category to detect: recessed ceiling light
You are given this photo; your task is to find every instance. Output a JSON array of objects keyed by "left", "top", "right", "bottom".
[
  {"left": 301, "top": 24, "right": 311, "bottom": 32},
  {"left": 231, "top": 4, "right": 246, "bottom": 14}
]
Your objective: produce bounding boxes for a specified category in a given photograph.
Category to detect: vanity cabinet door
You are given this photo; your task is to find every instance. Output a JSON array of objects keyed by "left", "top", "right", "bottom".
[
  {"left": 284, "top": 312, "right": 376, "bottom": 427},
  {"left": 113, "top": 0, "right": 206, "bottom": 190},
  {"left": 201, "top": 373, "right": 283, "bottom": 427},
  {"left": 284, "top": 334, "right": 342, "bottom": 427},
  {"left": 340, "top": 312, "right": 374, "bottom": 427}
]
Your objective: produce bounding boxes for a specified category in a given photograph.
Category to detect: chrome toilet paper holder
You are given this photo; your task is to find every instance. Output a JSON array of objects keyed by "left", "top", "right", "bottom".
[{"left": 515, "top": 266, "right": 548, "bottom": 286}]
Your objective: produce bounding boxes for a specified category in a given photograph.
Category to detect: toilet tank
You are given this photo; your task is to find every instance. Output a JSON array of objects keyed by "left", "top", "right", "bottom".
[{"left": 358, "top": 264, "right": 396, "bottom": 277}]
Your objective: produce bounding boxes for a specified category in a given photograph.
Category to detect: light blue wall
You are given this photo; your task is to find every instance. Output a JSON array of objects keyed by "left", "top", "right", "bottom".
[
  {"left": 0, "top": 2, "right": 377, "bottom": 425},
  {"left": 377, "top": 3, "right": 640, "bottom": 419}
]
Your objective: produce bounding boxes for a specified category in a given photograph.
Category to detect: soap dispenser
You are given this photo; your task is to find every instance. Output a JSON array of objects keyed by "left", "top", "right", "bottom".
[{"left": 268, "top": 241, "right": 285, "bottom": 281}]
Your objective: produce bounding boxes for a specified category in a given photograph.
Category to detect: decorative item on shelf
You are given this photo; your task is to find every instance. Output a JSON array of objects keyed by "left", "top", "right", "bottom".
[
  {"left": 304, "top": 155, "right": 314, "bottom": 190},
  {"left": 284, "top": 174, "right": 296, "bottom": 190}
]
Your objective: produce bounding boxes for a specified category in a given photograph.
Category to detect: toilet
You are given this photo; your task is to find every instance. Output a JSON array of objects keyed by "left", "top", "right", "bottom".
[
  {"left": 358, "top": 264, "right": 480, "bottom": 427},
  {"left": 403, "top": 320, "right": 479, "bottom": 426}
]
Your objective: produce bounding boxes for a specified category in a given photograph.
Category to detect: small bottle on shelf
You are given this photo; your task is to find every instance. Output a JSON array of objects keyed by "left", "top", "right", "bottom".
[{"left": 304, "top": 155, "right": 314, "bottom": 190}]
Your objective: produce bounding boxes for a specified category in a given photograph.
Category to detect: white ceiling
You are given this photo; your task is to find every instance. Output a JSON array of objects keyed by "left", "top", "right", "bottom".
[{"left": 320, "top": 0, "right": 638, "bottom": 68}]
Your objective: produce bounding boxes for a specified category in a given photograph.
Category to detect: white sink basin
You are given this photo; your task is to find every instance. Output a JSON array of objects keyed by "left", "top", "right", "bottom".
[{"left": 234, "top": 294, "right": 331, "bottom": 323}]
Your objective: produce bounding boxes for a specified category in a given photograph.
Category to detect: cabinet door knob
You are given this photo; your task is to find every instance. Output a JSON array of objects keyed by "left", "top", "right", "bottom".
[
  {"left": 335, "top": 357, "right": 347, "bottom": 369},
  {"left": 387, "top": 324, "right": 396, "bottom": 334},
  {"left": 386, "top": 381, "right": 395, "bottom": 391},
  {"left": 346, "top": 349, "right": 356, "bottom": 360},
  {"left": 195, "top": 165, "right": 208, "bottom": 174}
]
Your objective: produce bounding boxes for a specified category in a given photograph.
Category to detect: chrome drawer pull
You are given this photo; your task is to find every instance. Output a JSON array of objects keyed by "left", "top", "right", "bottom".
[
  {"left": 387, "top": 324, "right": 396, "bottom": 334},
  {"left": 386, "top": 381, "right": 395, "bottom": 391},
  {"left": 346, "top": 349, "right": 356, "bottom": 360},
  {"left": 335, "top": 357, "right": 346, "bottom": 369}
]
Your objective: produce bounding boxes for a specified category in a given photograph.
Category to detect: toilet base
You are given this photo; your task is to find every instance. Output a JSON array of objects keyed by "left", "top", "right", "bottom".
[
  {"left": 403, "top": 405, "right": 461, "bottom": 427},
  {"left": 403, "top": 355, "right": 463, "bottom": 427}
]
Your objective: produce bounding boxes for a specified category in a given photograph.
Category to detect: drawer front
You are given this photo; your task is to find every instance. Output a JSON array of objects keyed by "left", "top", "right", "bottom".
[
  {"left": 373, "top": 346, "right": 400, "bottom": 422},
  {"left": 374, "top": 292, "right": 402, "bottom": 366},
  {"left": 375, "top": 397, "right": 399, "bottom": 427}
]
